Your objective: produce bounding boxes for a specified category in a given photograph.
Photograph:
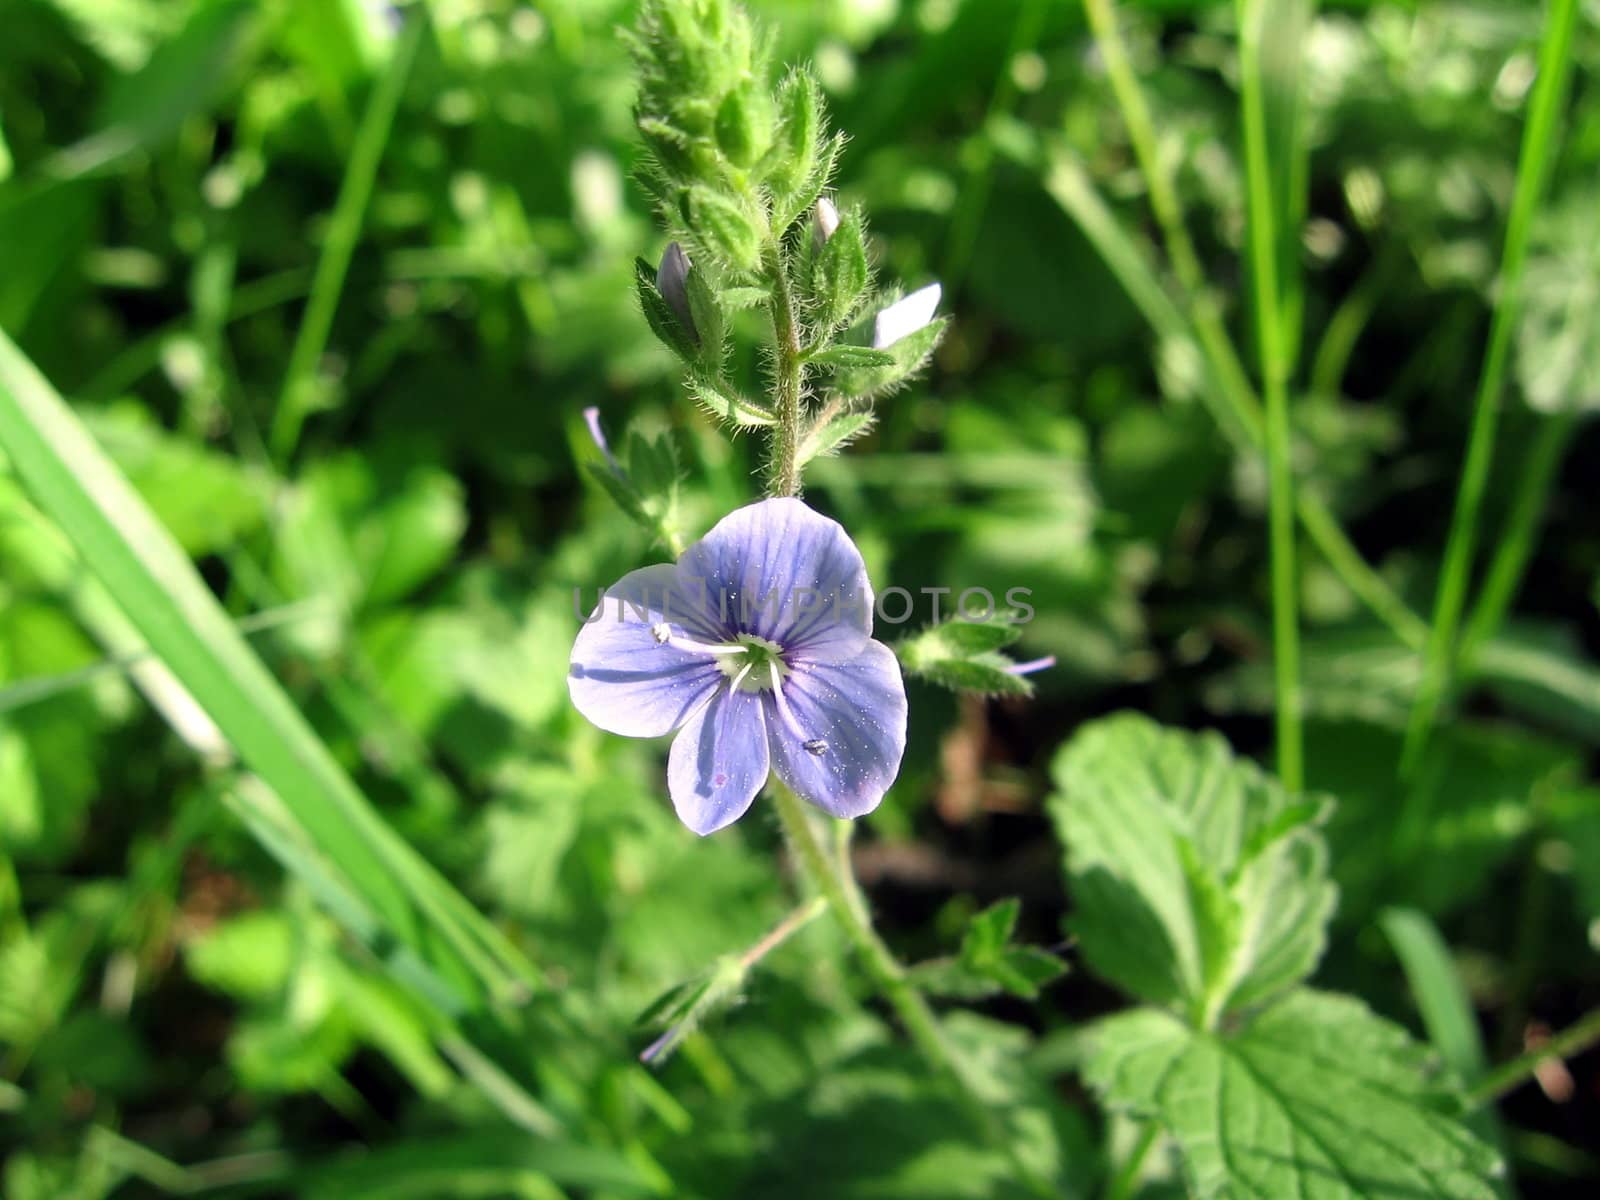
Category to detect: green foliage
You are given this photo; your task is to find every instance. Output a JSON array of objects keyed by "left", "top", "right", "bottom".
[
  {"left": 1083, "top": 990, "right": 1501, "bottom": 1200},
  {"left": 897, "top": 615, "right": 1040, "bottom": 698},
  {"left": 0, "top": 0, "right": 1597, "bottom": 1195},
  {"left": 911, "top": 899, "right": 1066, "bottom": 1001},
  {"left": 1050, "top": 715, "right": 1334, "bottom": 1027}
]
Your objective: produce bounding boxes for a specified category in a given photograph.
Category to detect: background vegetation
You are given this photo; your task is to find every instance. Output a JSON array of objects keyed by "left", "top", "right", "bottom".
[{"left": 1, "top": 0, "right": 1597, "bottom": 1196}]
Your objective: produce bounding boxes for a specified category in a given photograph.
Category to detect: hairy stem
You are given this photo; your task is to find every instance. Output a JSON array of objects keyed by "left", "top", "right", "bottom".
[
  {"left": 771, "top": 786, "right": 961, "bottom": 1080},
  {"left": 1401, "top": 0, "right": 1581, "bottom": 772},
  {"left": 771, "top": 787, "right": 1053, "bottom": 1194},
  {"left": 766, "top": 243, "right": 807, "bottom": 497}
]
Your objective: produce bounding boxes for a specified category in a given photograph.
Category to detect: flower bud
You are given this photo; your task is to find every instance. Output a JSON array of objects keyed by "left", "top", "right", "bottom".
[
  {"left": 812, "top": 196, "right": 840, "bottom": 248},
  {"left": 688, "top": 188, "right": 761, "bottom": 273},
  {"left": 811, "top": 207, "right": 868, "bottom": 331},
  {"left": 656, "top": 242, "right": 698, "bottom": 341},
  {"left": 715, "top": 85, "right": 772, "bottom": 169},
  {"left": 872, "top": 282, "right": 942, "bottom": 350}
]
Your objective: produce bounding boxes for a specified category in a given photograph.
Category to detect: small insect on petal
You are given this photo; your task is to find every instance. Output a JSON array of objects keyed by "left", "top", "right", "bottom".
[
  {"left": 872, "top": 282, "right": 941, "bottom": 350},
  {"left": 656, "top": 241, "right": 698, "bottom": 342},
  {"left": 803, "top": 738, "right": 829, "bottom": 756}
]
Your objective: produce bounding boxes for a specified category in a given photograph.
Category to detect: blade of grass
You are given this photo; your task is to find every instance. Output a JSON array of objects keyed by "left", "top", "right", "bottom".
[
  {"left": 270, "top": 12, "right": 423, "bottom": 461},
  {"left": 1382, "top": 907, "right": 1511, "bottom": 1189},
  {"left": 1072, "top": 0, "right": 1428, "bottom": 655},
  {"left": 1459, "top": 407, "right": 1577, "bottom": 666},
  {"left": 1381, "top": 908, "right": 1488, "bottom": 1078},
  {"left": 1038, "top": 149, "right": 1427, "bottom": 652},
  {"left": 0, "top": 325, "right": 533, "bottom": 1022},
  {"left": 1236, "top": 0, "right": 1304, "bottom": 791},
  {"left": 1401, "top": 0, "right": 1581, "bottom": 772}
]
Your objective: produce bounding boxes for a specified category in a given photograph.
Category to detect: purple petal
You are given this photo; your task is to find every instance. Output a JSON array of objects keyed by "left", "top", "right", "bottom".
[
  {"left": 569, "top": 563, "right": 723, "bottom": 738},
  {"left": 767, "top": 639, "right": 906, "bottom": 819},
  {"left": 668, "top": 685, "right": 769, "bottom": 835},
  {"left": 677, "top": 498, "right": 874, "bottom": 646}
]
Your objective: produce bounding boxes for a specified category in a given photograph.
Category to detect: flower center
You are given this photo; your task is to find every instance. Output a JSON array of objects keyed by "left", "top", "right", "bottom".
[
  {"left": 715, "top": 634, "right": 789, "bottom": 693},
  {"left": 649, "top": 623, "right": 827, "bottom": 756}
]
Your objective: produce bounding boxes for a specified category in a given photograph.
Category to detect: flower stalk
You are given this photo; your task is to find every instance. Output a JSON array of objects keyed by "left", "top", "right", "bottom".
[
  {"left": 766, "top": 241, "right": 806, "bottom": 497},
  {"left": 771, "top": 785, "right": 961, "bottom": 1080}
]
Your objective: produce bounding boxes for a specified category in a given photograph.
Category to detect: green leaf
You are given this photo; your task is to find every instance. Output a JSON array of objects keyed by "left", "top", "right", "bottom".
[
  {"left": 900, "top": 652, "right": 1033, "bottom": 699},
  {"left": 833, "top": 316, "right": 949, "bottom": 400},
  {"left": 808, "top": 345, "right": 895, "bottom": 370},
  {"left": 688, "top": 187, "right": 761, "bottom": 273},
  {"left": 0, "top": 328, "right": 544, "bottom": 1056},
  {"left": 1516, "top": 186, "right": 1600, "bottom": 413},
  {"left": 797, "top": 409, "right": 874, "bottom": 466},
  {"left": 1048, "top": 714, "right": 1334, "bottom": 1025},
  {"left": 811, "top": 211, "right": 870, "bottom": 330},
  {"left": 766, "top": 69, "right": 822, "bottom": 223},
  {"left": 1084, "top": 990, "right": 1501, "bottom": 1200},
  {"left": 687, "top": 374, "right": 777, "bottom": 427},
  {"left": 185, "top": 910, "right": 294, "bottom": 1001},
  {"left": 634, "top": 256, "right": 697, "bottom": 360},
  {"left": 959, "top": 899, "right": 1066, "bottom": 1000}
]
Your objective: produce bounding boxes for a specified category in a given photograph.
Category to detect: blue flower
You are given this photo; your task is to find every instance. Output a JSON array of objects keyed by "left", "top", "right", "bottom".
[{"left": 569, "top": 498, "right": 908, "bottom": 835}]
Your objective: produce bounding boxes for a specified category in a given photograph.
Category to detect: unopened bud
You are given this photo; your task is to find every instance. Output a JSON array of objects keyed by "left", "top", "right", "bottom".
[
  {"left": 656, "top": 242, "right": 698, "bottom": 341},
  {"left": 812, "top": 196, "right": 840, "bottom": 248},
  {"left": 872, "top": 282, "right": 942, "bottom": 350}
]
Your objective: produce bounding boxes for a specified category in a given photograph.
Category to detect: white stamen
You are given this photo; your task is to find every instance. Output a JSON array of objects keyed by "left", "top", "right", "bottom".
[
  {"left": 770, "top": 673, "right": 821, "bottom": 751},
  {"left": 651, "top": 622, "right": 748, "bottom": 656}
]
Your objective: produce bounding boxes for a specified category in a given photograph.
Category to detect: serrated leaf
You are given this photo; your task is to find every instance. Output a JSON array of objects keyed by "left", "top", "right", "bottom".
[
  {"left": 1083, "top": 990, "right": 1501, "bottom": 1200},
  {"left": 808, "top": 345, "right": 896, "bottom": 369},
  {"left": 1048, "top": 714, "right": 1334, "bottom": 1025}
]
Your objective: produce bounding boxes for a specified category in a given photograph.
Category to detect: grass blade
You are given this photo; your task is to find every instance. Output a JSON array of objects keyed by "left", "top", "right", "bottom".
[
  {"left": 0, "top": 326, "right": 531, "bottom": 1020},
  {"left": 1401, "top": 0, "right": 1582, "bottom": 772},
  {"left": 1236, "top": 0, "right": 1304, "bottom": 791},
  {"left": 270, "top": 12, "right": 424, "bottom": 461}
]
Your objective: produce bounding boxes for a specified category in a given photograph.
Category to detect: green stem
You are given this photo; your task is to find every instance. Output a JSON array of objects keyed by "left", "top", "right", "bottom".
[
  {"left": 771, "top": 786, "right": 962, "bottom": 1081},
  {"left": 1459, "top": 408, "right": 1577, "bottom": 665},
  {"left": 270, "top": 14, "right": 423, "bottom": 462},
  {"left": 1103, "top": 1122, "right": 1160, "bottom": 1200},
  {"left": 1401, "top": 0, "right": 1581, "bottom": 772},
  {"left": 1237, "top": 0, "right": 1303, "bottom": 791},
  {"left": 766, "top": 243, "right": 807, "bottom": 497},
  {"left": 1467, "top": 1006, "right": 1600, "bottom": 1108}
]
